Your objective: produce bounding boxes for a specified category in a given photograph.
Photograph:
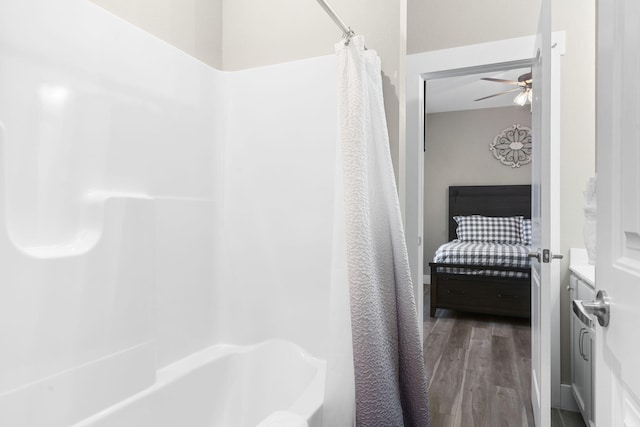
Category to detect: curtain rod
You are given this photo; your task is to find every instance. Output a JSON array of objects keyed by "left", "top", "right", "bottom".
[{"left": 315, "top": 0, "right": 354, "bottom": 40}]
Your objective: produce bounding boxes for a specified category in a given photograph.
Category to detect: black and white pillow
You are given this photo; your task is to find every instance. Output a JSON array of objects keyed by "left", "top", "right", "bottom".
[
  {"left": 454, "top": 215, "right": 524, "bottom": 244},
  {"left": 522, "top": 218, "right": 532, "bottom": 246}
]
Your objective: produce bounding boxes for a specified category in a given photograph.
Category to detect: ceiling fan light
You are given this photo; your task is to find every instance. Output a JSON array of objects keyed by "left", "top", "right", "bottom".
[{"left": 514, "top": 90, "right": 528, "bottom": 106}]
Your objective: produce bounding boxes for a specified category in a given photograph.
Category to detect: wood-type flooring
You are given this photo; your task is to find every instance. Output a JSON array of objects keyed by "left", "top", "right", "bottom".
[{"left": 424, "top": 285, "right": 535, "bottom": 427}]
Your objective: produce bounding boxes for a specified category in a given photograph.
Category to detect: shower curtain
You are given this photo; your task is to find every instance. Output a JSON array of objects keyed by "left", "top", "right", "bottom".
[{"left": 324, "top": 35, "right": 429, "bottom": 426}]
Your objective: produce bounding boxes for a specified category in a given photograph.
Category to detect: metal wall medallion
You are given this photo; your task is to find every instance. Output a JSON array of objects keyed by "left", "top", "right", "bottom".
[{"left": 489, "top": 124, "right": 532, "bottom": 168}]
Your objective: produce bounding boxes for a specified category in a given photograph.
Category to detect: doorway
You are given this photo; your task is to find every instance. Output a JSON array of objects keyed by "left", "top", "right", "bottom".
[{"left": 404, "top": 33, "right": 566, "bottom": 421}]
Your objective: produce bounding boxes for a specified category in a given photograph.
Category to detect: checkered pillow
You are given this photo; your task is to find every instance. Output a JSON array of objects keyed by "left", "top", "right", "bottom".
[
  {"left": 453, "top": 215, "right": 524, "bottom": 244},
  {"left": 522, "top": 219, "right": 532, "bottom": 246}
]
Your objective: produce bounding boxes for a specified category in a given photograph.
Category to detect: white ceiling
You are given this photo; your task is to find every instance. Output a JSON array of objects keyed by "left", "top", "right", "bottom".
[{"left": 425, "top": 67, "right": 531, "bottom": 114}]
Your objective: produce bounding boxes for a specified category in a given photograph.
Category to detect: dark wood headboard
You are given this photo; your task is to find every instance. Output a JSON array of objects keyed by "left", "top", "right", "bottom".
[{"left": 448, "top": 185, "right": 532, "bottom": 241}]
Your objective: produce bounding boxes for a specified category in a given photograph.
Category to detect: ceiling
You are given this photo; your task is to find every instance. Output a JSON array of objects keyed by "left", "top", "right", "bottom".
[{"left": 425, "top": 67, "right": 532, "bottom": 114}]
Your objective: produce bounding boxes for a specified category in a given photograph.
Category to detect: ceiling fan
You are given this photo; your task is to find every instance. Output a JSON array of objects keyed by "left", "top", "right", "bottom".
[{"left": 474, "top": 71, "right": 533, "bottom": 106}]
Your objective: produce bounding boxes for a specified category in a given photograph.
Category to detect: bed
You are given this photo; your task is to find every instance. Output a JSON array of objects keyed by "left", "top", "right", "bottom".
[{"left": 428, "top": 185, "right": 532, "bottom": 318}]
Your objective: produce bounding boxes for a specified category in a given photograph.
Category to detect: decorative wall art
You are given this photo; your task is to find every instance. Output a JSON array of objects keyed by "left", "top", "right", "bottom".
[{"left": 489, "top": 124, "right": 532, "bottom": 168}]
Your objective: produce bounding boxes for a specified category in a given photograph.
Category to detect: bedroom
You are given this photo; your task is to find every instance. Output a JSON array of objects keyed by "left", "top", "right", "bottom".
[
  {"left": 422, "top": 70, "right": 533, "bottom": 289},
  {"left": 423, "top": 66, "right": 535, "bottom": 313}
]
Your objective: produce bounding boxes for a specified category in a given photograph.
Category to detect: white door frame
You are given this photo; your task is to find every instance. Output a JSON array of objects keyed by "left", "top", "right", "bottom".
[{"left": 403, "top": 33, "right": 565, "bottom": 407}]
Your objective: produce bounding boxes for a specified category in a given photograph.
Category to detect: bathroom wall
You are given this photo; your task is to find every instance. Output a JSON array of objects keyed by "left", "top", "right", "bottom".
[
  {"left": 0, "top": 0, "right": 340, "bottom": 425},
  {"left": 408, "top": 0, "right": 540, "bottom": 53},
  {"left": 423, "top": 106, "right": 532, "bottom": 272},
  {"left": 408, "top": 0, "right": 596, "bottom": 388},
  {"left": 552, "top": 0, "right": 597, "bottom": 386},
  {"left": 91, "top": 0, "right": 406, "bottom": 184},
  {"left": 89, "top": 0, "right": 223, "bottom": 69}
]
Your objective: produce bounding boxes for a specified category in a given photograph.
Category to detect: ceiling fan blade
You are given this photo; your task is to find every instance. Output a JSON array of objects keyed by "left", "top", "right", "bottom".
[
  {"left": 480, "top": 77, "right": 522, "bottom": 85},
  {"left": 474, "top": 87, "right": 522, "bottom": 101}
]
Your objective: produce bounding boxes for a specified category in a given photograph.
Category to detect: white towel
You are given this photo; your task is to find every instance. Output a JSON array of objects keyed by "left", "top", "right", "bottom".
[
  {"left": 256, "top": 411, "right": 308, "bottom": 427},
  {"left": 334, "top": 35, "right": 430, "bottom": 426}
]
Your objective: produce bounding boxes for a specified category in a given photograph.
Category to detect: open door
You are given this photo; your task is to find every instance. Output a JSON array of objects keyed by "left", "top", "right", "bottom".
[
  {"left": 592, "top": 0, "right": 640, "bottom": 424},
  {"left": 530, "top": 0, "right": 562, "bottom": 423}
]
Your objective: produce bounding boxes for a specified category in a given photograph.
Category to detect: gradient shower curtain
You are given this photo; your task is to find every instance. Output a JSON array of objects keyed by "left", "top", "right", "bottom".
[{"left": 323, "top": 35, "right": 430, "bottom": 427}]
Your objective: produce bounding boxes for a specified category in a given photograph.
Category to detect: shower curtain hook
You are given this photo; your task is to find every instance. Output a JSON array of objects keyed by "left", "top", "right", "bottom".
[{"left": 343, "top": 28, "right": 355, "bottom": 45}]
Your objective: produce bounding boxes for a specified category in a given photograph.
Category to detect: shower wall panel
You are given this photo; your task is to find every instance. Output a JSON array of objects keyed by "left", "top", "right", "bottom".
[
  {"left": 221, "top": 56, "right": 338, "bottom": 358},
  {"left": 0, "top": 0, "right": 226, "bottom": 425},
  {"left": 154, "top": 198, "right": 217, "bottom": 370},
  {"left": 0, "top": 0, "right": 340, "bottom": 425}
]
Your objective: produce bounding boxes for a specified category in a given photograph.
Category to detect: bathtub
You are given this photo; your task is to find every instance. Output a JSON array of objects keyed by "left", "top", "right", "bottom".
[{"left": 72, "top": 340, "right": 325, "bottom": 427}]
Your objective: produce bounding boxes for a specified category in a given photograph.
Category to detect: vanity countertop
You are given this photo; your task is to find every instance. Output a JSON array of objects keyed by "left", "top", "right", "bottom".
[{"left": 569, "top": 248, "right": 595, "bottom": 288}]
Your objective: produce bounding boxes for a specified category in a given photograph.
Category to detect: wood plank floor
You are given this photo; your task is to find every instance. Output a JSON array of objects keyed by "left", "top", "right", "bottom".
[{"left": 424, "top": 285, "right": 535, "bottom": 427}]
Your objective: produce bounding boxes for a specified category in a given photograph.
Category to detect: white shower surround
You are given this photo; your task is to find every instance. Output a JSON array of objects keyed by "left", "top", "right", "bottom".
[{"left": 0, "top": 0, "right": 338, "bottom": 425}]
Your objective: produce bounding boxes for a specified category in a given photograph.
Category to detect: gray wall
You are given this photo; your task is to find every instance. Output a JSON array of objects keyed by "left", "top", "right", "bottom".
[
  {"left": 424, "top": 106, "right": 532, "bottom": 267},
  {"left": 409, "top": 0, "right": 596, "bottom": 386}
]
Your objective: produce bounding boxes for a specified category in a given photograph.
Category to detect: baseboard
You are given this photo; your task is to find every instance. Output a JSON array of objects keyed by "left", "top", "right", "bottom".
[
  {"left": 423, "top": 274, "right": 430, "bottom": 285},
  {"left": 558, "top": 383, "right": 579, "bottom": 412}
]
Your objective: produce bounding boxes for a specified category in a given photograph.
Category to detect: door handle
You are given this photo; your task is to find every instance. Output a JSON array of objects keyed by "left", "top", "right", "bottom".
[
  {"left": 542, "top": 249, "right": 563, "bottom": 263},
  {"left": 573, "top": 299, "right": 593, "bottom": 327},
  {"left": 528, "top": 250, "right": 541, "bottom": 262},
  {"left": 528, "top": 249, "right": 563, "bottom": 263},
  {"left": 573, "top": 290, "right": 610, "bottom": 327}
]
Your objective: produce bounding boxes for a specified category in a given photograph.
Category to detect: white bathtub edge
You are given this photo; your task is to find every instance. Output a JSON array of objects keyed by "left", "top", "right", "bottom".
[{"left": 71, "top": 340, "right": 325, "bottom": 427}]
